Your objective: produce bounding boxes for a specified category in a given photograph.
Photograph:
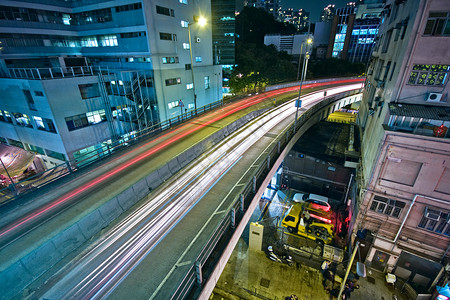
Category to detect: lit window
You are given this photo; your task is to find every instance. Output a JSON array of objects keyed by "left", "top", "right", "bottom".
[
  {"left": 181, "top": 20, "right": 189, "bottom": 27},
  {"left": 0, "top": 111, "right": 13, "bottom": 123},
  {"left": 186, "top": 83, "right": 193, "bottom": 89},
  {"left": 408, "top": 64, "right": 449, "bottom": 86},
  {"left": 100, "top": 35, "right": 118, "bottom": 47},
  {"left": 81, "top": 37, "right": 98, "bottom": 47},
  {"left": 195, "top": 56, "right": 202, "bottom": 62},
  {"left": 165, "top": 78, "right": 181, "bottom": 86},
  {"left": 204, "top": 76, "right": 210, "bottom": 89},
  {"left": 62, "top": 14, "right": 71, "bottom": 25},
  {"left": 162, "top": 57, "right": 179, "bottom": 64},
  {"left": 179, "top": 0, "right": 188, "bottom": 4},
  {"left": 168, "top": 101, "right": 179, "bottom": 109},
  {"left": 418, "top": 207, "right": 450, "bottom": 237},
  {"left": 33, "top": 116, "right": 56, "bottom": 133},
  {"left": 183, "top": 43, "right": 190, "bottom": 49},
  {"left": 13, "top": 113, "right": 32, "bottom": 128},
  {"left": 86, "top": 110, "right": 106, "bottom": 124}
]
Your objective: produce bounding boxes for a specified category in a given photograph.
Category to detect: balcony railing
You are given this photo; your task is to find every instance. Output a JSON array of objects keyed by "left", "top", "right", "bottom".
[{"left": 4, "top": 66, "right": 114, "bottom": 80}]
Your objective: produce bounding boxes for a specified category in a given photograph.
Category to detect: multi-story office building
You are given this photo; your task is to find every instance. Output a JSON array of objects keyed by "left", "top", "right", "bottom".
[
  {"left": 211, "top": 0, "right": 235, "bottom": 66},
  {"left": 211, "top": 0, "right": 235, "bottom": 92},
  {"left": 280, "top": 8, "right": 310, "bottom": 32},
  {"left": 327, "top": 5, "right": 357, "bottom": 60},
  {"left": 355, "top": 0, "right": 449, "bottom": 293},
  {"left": 320, "top": 4, "right": 336, "bottom": 23},
  {"left": 326, "top": 1, "right": 383, "bottom": 64},
  {"left": 263, "top": 33, "right": 312, "bottom": 58},
  {"left": 0, "top": 0, "right": 222, "bottom": 167}
]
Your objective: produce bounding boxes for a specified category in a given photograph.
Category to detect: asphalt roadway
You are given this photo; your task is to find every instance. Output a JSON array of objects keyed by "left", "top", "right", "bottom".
[
  {"left": 0, "top": 81, "right": 361, "bottom": 299},
  {"left": 2, "top": 87, "right": 298, "bottom": 299}
]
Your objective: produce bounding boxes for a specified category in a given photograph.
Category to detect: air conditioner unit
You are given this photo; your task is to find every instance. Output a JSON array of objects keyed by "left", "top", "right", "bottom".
[
  {"left": 424, "top": 207, "right": 441, "bottom": 221},
  {"left": 426, "top": 92, "right": 443, "bottom": 102}
]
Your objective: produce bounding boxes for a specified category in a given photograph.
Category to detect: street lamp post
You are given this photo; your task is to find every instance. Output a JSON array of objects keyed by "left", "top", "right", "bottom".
[
  {"left": 188, "top": 17, "right": 207, "bottom": 112},
  {"left": 294, "top": 37, "right": 313, "bottom": 132}
]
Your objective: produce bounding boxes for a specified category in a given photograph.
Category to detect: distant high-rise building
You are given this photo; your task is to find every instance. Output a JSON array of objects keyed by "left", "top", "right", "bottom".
[
  {"left": 280, "top": 8, "right": 310, "bottom": 32},
  {"left": 326, "top": 5, "right": 357, "bottom": 60},
  {"left": 0, "top": 0, "right": 222, "bottom": 166},
  {"left": 211, "top": 0, "right": 236, "bottom": 91},
  {"left": 320, "top": 4, "right": 336, "bottom": 22},
  {"left": 244, "top": 0, "right": 280, "bottom": 19},
  {"left": 355, "top": 0, "right": 450, "bottom": 294},
  {"left": 212, "top": 0, "right": 236, "bottom": 66}
]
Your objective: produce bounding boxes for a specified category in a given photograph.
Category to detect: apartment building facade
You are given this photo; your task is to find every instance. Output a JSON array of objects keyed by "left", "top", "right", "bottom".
[
  {"left": 356, "top": 0, "right": 449, "bottom": 293},
  {"left": 0, "top": 0, "right": 222, "bottom": 166}
]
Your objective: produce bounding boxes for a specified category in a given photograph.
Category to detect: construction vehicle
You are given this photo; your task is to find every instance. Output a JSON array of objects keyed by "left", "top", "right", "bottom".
[{"left": 281, "top": 201, "right": 335, "bottom": 244}]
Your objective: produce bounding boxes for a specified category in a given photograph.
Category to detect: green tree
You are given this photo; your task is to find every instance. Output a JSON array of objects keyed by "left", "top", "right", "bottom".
[
  {"left": 230, "top": 7, "right": 297, "bottom": 94},
  {"left": 236, "top": 7, "right": 296, "bottom": 44},
  {"left": 308, "top": 58, "right": 366, "bottom": 78}
]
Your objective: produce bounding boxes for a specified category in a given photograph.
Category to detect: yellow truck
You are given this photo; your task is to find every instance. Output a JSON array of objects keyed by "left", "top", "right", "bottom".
[{"left": 281, "top": 202, "right": 335, "bottom": 244}]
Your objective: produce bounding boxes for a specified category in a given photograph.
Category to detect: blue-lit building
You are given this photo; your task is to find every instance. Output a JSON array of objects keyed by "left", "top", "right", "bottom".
[
  {"left": 211, "top": 0, "right": 236, "bottom": 92},
  {"left": 327, "top": 1, "right": 383, "bottom": 64},
  {"left": 348, "top": 18, "right": 380, "bottom": 63},
  {"left": 0, "top": 0, "right": 222, "bottom": 166}
]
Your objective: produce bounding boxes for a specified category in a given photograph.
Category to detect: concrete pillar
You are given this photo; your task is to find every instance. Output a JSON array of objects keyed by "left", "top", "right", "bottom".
[{"left": 249, "top": 222, "right": 264, "bottom": 251}]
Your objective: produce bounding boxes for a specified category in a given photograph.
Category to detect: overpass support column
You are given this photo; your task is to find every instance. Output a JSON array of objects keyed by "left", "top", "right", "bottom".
[
  {"left": 230, "top": 208, "right": 235, "bottom": 229},
  {"left": 239, "top": 194, "right": 244, "bottom": 212},
  {"left": 195, "top": 261, "right": 202, "bottom": 286}
]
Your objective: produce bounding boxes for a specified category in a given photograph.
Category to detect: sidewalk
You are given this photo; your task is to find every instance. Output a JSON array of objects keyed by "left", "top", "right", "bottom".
[{"left": 212, "top": 238, "right": 408, "bottom": 300}]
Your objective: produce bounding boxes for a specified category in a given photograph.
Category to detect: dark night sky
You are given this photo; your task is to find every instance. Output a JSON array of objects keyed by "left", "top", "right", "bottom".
[{"left": 280, "top": 0, "right": 352, "bottom": 22}]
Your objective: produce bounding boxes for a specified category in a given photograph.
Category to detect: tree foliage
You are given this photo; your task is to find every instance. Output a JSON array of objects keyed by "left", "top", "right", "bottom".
[
  {"left": 236, "top": 7, "right": 296, "bottom": 44},
  {"left": 230, "top": 6, "right": 366, "bottom": 94},
  {"left": 231, "top": 7, "right": 297, "bottom": 93},
  {"left": 308, "top": 58, "right": 366, "bottom": 78}
]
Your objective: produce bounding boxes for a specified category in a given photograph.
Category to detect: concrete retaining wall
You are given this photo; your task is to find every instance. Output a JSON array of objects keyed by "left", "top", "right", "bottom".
[{"left": 0, "top": 109, "right": 266, "bottom": 300}]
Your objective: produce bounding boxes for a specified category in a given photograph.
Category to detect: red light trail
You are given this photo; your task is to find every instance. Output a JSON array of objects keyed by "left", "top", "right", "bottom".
[{"left": 0, "top": 78, "right": 363, "bottom": 241}]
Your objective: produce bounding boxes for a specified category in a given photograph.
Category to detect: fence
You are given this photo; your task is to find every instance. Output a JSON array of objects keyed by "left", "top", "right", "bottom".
[
  {"left": 0, "top": 99, "right": 223, "bottom": 205},
  {"left": 169, "top": 89, "right": 362, "bottom": 299}
]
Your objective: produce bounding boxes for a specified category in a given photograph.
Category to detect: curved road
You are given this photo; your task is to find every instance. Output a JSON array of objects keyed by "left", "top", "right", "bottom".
[
  {"left": 0, "top": 79, "right": 363, "bottom": 299},
  {"left": 36, "top": 83, "right": 362, "bottom": 299}
]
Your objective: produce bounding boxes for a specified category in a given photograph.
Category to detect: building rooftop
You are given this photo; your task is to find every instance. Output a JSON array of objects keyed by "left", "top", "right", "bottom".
[{"left": 292, "top": 121, "right": 353, "bottom": 165}]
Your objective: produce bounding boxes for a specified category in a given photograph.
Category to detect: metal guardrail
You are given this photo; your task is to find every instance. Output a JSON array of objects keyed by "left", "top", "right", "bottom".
[
  {"left": 0, "top": 100, "right": 223, "bottom": 206},
  {"left": 170, "top": 88, "right": 363, "bottom": 299},
  {"left": 264, "top": 76, "right": 362, "bottom": 92}
]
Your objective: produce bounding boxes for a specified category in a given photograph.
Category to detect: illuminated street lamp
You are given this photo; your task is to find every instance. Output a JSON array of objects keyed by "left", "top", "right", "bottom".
[
  {"left": 188, "top": 16, "right": 207, "bottom": 111},
  {"left": 294, "top": 37, "right": 313, "bottom": 132}
]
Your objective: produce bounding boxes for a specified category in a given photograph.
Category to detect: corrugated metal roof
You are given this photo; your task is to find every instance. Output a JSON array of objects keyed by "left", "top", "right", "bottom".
[{"left": 389, "top": 103, "right": 450, "bottom": 121}]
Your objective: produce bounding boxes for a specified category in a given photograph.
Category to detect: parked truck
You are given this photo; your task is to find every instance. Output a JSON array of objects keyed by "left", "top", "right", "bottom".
[{"left": 281, "top": 201, "right": 335, "bottom": 244}]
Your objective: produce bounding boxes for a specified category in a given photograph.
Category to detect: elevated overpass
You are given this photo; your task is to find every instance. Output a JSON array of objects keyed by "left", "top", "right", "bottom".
[{"left": 0, "top": 80, "right": 363, "bottom": 300}]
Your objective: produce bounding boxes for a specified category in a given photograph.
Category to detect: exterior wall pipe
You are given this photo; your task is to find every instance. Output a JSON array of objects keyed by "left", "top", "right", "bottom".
[{"left": 393, "top": 194, "right": 449, "bottom": 245}]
